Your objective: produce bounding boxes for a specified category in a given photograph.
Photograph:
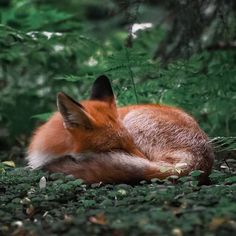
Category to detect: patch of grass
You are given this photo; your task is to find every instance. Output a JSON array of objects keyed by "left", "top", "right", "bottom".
[{"left": 1, "top": 161, "right": 236, "bottom": 236}]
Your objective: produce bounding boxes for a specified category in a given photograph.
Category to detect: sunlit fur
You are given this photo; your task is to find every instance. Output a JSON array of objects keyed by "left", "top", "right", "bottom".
[{"left": 27, "top": 81, "right": 214, "bottom": 184}]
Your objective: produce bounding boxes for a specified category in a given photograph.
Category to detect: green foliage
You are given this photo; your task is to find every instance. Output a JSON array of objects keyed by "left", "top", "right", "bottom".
[
  {"left": 31, "top": 112, "right": 53, "bottom": 122},
  {"left": 210, "top": 137, "right": 236, "bottom": 152}
]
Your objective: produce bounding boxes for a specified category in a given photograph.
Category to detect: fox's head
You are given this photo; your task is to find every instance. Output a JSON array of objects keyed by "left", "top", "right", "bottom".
[{"left": 57, "top": 75, "right": 144, "bottom": 157}]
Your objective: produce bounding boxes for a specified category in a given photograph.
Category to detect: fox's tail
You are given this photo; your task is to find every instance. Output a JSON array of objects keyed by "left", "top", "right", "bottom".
[{"left": 43, "top": 152, "right": 210, "bottom": 184}]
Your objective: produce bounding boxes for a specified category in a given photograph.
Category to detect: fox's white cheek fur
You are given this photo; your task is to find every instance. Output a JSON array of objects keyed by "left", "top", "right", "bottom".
[{"left": 27, "top": 151, "right": 55, "bottom": 169}]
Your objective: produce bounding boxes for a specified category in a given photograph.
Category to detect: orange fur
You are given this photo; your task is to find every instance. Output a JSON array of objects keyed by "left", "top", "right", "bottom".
[{"left": 27, "top": 76, "right": 214, "bottom": 183}]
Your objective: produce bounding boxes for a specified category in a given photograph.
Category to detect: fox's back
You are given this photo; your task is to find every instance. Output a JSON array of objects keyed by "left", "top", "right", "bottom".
[{"left": 118, "top": 105, "right": 214, "bottom": 174}]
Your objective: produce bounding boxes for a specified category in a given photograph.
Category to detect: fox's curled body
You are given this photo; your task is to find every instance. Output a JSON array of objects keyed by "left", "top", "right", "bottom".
[{"left": 27, "top": 76, "right": 214, "bottom": 184}]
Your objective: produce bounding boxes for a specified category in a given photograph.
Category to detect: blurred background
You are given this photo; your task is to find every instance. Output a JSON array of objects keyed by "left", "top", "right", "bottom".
[{"left": 0, "top": 0, "right": 236, "bottom": 165}]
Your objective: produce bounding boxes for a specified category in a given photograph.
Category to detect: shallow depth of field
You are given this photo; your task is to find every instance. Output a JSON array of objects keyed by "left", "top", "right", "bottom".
[{"left": 0, "top": 1, "right": 236, "bottom": 235}]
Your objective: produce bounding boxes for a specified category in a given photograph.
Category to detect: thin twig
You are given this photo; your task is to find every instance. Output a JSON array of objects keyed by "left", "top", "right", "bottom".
[
  {"left": 124, "top": 47, "right": 139, "bottom": 104},
  {"left": 123, "top": 0, "right": 142, "bottom": 104}
]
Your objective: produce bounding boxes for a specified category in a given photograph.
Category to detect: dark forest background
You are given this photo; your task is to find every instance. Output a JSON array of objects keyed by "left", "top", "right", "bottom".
[{"left": 0, "top": 0, "right": 236, "bottom": 162}]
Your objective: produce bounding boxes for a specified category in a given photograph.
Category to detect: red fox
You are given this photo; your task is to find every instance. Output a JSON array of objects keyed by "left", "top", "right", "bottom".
[{"left": 27, "top": 75, "right": 214, "bottom": 183}]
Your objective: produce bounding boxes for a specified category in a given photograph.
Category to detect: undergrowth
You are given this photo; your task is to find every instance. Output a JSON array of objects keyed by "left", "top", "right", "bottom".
[{"left": 0, "top": 161, "right": 236, "bottom": 236}]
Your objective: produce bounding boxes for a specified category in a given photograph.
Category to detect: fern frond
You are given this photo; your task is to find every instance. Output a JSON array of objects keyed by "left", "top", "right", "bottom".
[{"left": 209, "top": 137, "right": 236, "bottom": 152}]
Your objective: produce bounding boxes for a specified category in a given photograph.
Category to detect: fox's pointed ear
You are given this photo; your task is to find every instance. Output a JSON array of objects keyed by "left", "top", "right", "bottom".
[
  {"left": 90, "top": 75, "right": 115, "bottom": 104},
  {"left": 57, "top": 92, "right": 94, "bottom": 129}
]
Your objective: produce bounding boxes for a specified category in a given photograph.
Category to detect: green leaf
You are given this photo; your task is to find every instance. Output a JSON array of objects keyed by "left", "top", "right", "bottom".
[
  {"left": 31, "top": 112, "right": 53, "bottom": 121},
  {"left": 224, "top": 176, "right": 236, "bottom": 184}
]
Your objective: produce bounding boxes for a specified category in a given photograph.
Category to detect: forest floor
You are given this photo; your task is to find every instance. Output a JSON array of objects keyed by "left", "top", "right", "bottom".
[{"left": 1, "top": 155, "right": 236, "bottom": 236}]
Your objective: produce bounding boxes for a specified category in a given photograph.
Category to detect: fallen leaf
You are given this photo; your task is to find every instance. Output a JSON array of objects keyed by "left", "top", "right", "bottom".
[
  {"left": 39, "top": 176, "right": 47, "bottom": 189},
  {"left": 2, "top": 161, "right": 16, "bottom": 168},
  {"left": 172, "top": 228, "right": 183, "bottom": 236},
  {"left": 26, "top": 204, "right": 35, "bottom": 217},
  {"left": 89, "top": 212, "right": 107, "bottom": 225},
  {"left": 209, "top": 217, "right": 227, "bottom": 230}
]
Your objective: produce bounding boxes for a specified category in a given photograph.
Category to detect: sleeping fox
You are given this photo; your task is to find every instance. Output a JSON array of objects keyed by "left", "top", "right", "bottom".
[{"left": 27, "top": 75, "right": 214, "bottom": 183}]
